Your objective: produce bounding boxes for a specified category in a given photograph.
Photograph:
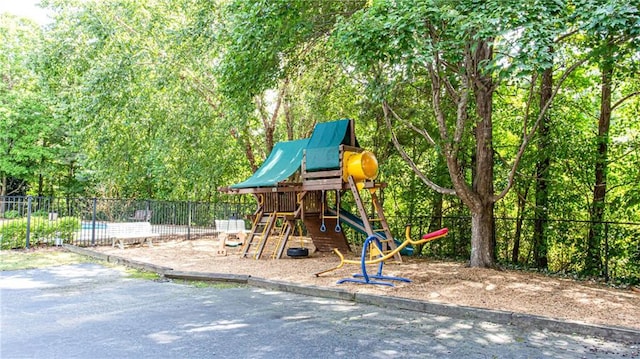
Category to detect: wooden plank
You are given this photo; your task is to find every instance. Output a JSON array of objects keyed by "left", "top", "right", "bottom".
[
  {"left": 303, "top": 215, "right": 351, "bottom": 253},
  {"left": 274, "top": 219, "right": 295, "bottom": 259},
  {"left": 340, "top": 145, "right": 362, "bottom": 153},
  {"left": 371, "top": 190, "right": 402, "bottom": 262},
  {"left": 302, "top": 170, "right": 342, "bottom": 179},
  {"left": 220, "top": 185, "right": 304, "bottom": 195},
  {"left": 348, "top": 176, "right": 374, "bottom": 236},
  {"left": 302, "top": 178, "right": 344, "bottom": 191}
]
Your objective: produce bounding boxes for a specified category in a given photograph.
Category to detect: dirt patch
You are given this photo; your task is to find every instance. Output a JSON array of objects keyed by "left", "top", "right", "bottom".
[{"left": 91, "top": 238, "right": 640, "bottom": 330}]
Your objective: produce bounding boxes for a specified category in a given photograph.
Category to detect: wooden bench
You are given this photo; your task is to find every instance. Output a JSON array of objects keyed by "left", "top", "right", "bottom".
[{"left": 109, "top": 222, "right": 160, "bottom": 249}]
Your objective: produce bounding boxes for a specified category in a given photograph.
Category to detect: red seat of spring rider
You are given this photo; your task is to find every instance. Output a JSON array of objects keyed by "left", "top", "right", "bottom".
[{"left": 422, "top": 228, "right": 449, "bottom": 240}]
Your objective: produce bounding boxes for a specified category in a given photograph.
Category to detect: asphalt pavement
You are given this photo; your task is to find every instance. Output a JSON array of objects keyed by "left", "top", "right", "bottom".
[{"left": 1, "top": 263, "right": 638, "bottom": 358}]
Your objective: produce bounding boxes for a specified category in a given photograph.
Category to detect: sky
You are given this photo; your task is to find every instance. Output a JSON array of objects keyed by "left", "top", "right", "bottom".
[{"left": 0, "top": 0, "right": 51, "bottom": 25}]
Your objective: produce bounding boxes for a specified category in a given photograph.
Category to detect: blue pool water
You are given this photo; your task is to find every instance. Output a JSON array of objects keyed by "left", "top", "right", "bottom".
[{"left": 81, "top": 223, "right": 107, "bottom": 230}]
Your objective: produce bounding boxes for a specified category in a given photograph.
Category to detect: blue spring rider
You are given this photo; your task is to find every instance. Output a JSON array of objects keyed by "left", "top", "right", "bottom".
[
  {"left": 315, "top": 227, "right": 449, "bottom": 287},
  {"left": 337, "top": 235, "right": 412, "bottom": 287}
]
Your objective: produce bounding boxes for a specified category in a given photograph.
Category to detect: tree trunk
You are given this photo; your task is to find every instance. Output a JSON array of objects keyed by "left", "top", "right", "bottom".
[
  {"left": 0, "top": 175, "right": 5, "bottom": 218},
  {"left": 66, "top": 161, "right": 75, "bottom": 196},
  {"left": 512, "top": 187, "right": 528, "bottom": 264},
  {"left": 257, "top": 78, "right": 288, "bottom": 155},
  {"left": 242, "top": 127, "right": 259, "bottom": 173},
  {"left": 469, "top": 40, "right": 496, "bottom": 268},
  {"left": 533, "top": 65, "right": 553, "bottom": 269},
  {"left": 470, "top": 201, "right": 495, "bottom": 267},
  {"left": 284, "top": 93, "right": 295, "bottom": 141},
  {"left": 38, "top": 174, "right": 44, "bottom": 197},
  {"left": 585, "top": 60, "right": 613, "bottom": 277},
  {"left": 428, "top": 193, "right": 443, "bottom": 233},
  {"left": 230, "top": 127, "right": 258, "bottom": 173}
]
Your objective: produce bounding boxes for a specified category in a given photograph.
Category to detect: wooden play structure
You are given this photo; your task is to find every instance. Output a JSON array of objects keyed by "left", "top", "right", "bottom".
[{"left": 219, "top": 119, "right": 402, "bottom": 261}]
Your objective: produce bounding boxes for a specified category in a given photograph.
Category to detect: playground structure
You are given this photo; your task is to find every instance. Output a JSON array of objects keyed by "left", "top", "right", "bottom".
[
  {"left": 315, "top": 226, "right": 449, "bottom": 286},
  {"left": 219, "top": 119, "right": 403, "bottom": 261}
]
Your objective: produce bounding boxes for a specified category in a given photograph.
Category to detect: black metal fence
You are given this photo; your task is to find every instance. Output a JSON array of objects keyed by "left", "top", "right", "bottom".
[
  {"left": 3, "top": 195, "right": 638, "bottom": 282},
  {"left": 382, "top": 215, "right": 640, "bottom": 283},
  {"left": 0, "top": 196, "right": 255, "bottom": 248}
]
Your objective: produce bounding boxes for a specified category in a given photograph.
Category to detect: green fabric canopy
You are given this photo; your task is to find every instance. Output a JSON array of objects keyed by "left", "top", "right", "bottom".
[
  {"left": 229, "top": 119, "right": 360, "bottom": 188},
  {"left": 230, "top": 138, "right": 309, "bottom": 189},
  {"left": 305, "top": 119, "right": 358, "bottom": 171}
]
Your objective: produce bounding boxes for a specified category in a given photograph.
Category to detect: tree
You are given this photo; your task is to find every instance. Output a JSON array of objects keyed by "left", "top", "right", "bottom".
[
  {"left": 215, "top": 0, "right": 367, "bottom": 165},
  {"left": 332, "top": 0, "right": 579, "bottom": 267},
  {"left": 579, "top": 0, "right": 640, "bottom": 276},
  {"left": 532, "top": 58, "right": 554, "bottom": 269},
  {"left": 0, "top": 14, "right": 62, "bottom": 197},
  {"left": 38, "top": 0, "right": 249, "bottom": 200}
]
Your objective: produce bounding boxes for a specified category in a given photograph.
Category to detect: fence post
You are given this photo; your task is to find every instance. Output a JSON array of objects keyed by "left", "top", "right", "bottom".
[
  {"left": 91, "top": 198, "right": 97, "bottom": 245},
  {"left": 604, "top": 222, "right": 609, "bottom": 281},
  {"left": 145, "top": 200, "right": 151, "bottom": 222},
  {"left": 26, "top": 196, "right": 33, "bottom": 249},
  {"left": 187, "top": 201, "right": 192, "bottom": 241}
]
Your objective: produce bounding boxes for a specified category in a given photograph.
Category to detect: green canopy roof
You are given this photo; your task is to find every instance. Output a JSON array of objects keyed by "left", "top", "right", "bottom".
[
  {"left": 230, "top": 138, "right": 309, "bottom": 189},
  {"left": 229, "top": 119, "right": 360, "bottom": 189},
  {"left": 305, "top": 119, "right": 358, "bottom": 171}
]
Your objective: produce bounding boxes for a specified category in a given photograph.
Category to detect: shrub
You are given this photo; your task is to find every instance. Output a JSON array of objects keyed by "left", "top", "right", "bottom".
[
  {"left": 55, "top": 217, "right": 81, "bottom": 244},
  {"left": 3, "top": 210, "right": 20, "bottom": 219},
  {"left": 32, "top": 210, "right": 49, "bottom": 217},
  {"left": 0, "top": 219, "right": 28, "bottom": 249},
  {"left": 0, "top": 217, "right": 81, "bottom": 249}
]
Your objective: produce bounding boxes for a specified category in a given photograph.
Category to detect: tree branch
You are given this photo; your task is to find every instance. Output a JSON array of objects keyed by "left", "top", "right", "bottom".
[
  {"left": 181, "top": 69, "right": 220, "bottom": 112},
  {"left": 494, "top": 57, "right": 590, "bottom": 202},
  {"left": 383, "top": 101, "right": 456, "bottom": 195},
  {"left": 612, "top": 91, "right": 640, "bottom": 111},
  {"left": 384, "top": 103, "right": 436, "bottom": 146},
  {"left": 427, "top": 58, "right": 476, "bottom": 205},
  {"left": 521, "top": 72, "right": 538, "bottom": 133}
]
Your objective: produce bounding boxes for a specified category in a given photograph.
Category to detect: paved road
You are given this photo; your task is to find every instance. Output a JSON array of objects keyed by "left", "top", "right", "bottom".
[{"left": 1, "top": 263, "right": 636, "bottom": 359}]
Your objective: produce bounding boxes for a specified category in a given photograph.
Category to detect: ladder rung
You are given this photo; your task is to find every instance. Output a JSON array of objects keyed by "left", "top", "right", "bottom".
[{"left": 275, "top": 212, "right": 295, "bottom": 216}]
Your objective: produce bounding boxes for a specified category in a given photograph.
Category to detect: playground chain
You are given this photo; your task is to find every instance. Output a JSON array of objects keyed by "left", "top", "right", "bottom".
[{"left": 88, "top": 238, "right": 640, "bottom": 331}]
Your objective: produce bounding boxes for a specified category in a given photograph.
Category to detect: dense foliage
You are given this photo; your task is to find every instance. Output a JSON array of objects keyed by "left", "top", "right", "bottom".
[
  {"left": 1, "top": 0, "right": 638, "bottom": 279},
  {"left": 0, "top": 216, "right": 80, "bottom": 249}
]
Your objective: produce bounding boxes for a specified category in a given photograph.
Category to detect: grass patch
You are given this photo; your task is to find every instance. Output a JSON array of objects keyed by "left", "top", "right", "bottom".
[
  {"left": 0, "top": 247, "right": 92, "bottom": 271},
  {"left": 125, "top": 268, "right": 161, "bottom": 281},
  {"left": 176, "top": 280, "right": 246, "bottom": 289},
  {"left": 0, "top": 247, "right": 162, "bottom": 282}
]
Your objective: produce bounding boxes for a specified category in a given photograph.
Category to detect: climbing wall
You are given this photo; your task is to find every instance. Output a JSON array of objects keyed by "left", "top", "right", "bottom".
[{"left": 303, "top": 215, "right": 351, "bottom": 253}]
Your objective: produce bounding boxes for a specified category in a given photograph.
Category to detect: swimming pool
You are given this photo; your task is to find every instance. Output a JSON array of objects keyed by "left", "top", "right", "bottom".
[{"left": 81, "top": 223, "right": 107, "bottom": 230}]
